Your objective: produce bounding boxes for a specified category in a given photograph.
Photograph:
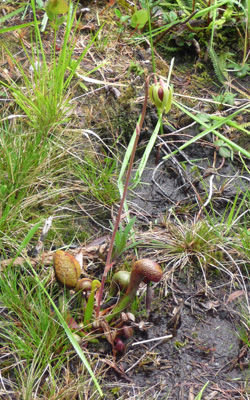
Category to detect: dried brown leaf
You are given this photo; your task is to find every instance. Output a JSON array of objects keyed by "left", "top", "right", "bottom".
[{"left": 226, "top": 290, "right": 244, "bottom": 304}]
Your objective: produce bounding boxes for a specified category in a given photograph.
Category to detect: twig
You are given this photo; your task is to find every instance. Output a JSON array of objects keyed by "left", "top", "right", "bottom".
[
  {"left": 153, "top": 11, "right": 198, "bottom": 46},
  {"left": 125, "top": 334, "right": 173, "bottom": 373},
  {"left": 151, "top": 160, "right": 175, "bottom": 203},
  {"left": 132, "top": 334, "right": 173, "bottom": 346},
  {"left": 196, "top": 173, "right": 214, "bottom": 221},
  {"left": 76, "top": 198, "right": 112, "bottom": 232}
]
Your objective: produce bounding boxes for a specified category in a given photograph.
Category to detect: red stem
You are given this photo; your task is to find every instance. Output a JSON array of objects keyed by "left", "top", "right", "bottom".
[{"left": 96, "top": 77, "right": 150, "bottom": 317}]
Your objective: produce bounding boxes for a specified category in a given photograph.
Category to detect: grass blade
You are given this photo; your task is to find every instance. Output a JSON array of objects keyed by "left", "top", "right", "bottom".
[
  {"left": 133, "top": 114, "right": 162, "bottom": 187},
  {"left": 165, "top": 100, "right": 250, "bottom": 160},
  {"left": 5, "top": 223, "right": 104, "bottom": 396},
  {"left": 9, "top": 221, "right": 42, "bottom": 267},
  {"left": 28, "top": 262, "right": 103, "bottom": 397},
  {"left": 0, "top": 6, "right": 25, "bottom": 24}
]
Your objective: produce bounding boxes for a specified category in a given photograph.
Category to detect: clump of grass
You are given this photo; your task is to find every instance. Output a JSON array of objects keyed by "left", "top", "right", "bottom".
[
  {"left": 0, "top": 0, "right": 107, "bottom": 250},
  {"left": 72, "top": 150, "right": 120, "bottom": 207},
  {"left": 1, "top": 0, "right": 101, "bottom": 136},
  {"left": 0, "top": 265, "right": 70, "bottom": 398},
  {"left": 160, "top": 217, "right": 223, "bottom": 274},
  {"left": 0, "top": 262, "right": 103, "bottom": 399},
  {"left": 0, "top": 119, "right": 77, "bottom": 251}
]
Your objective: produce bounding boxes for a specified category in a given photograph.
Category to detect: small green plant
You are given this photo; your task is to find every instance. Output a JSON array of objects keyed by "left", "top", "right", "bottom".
[
  {"left": 214, "top": 138, "right": 234, "bottom": 160},
  {"left": 114, "top": 3, "right": 149, "bottom": 30},
  {"left": 45, "top": 0, "right": 69, "bottom": 30},
  {"left": 194, "top": 381, "right": 210, "bottom": 400},
  {"left": 131, "top": 8, "right": 148, "bottom": 29},
  {"left": 111, "top": 216, "right": 137, "bottom": 259},
  {"left": 212, "top": 92, "right": 236, "bottom": 107},
  {"left": 128, "top": 60, "right": 145, "bottom": 76},
  {"left": 114, "top": 8, "right": 130, "bottom": 32}
]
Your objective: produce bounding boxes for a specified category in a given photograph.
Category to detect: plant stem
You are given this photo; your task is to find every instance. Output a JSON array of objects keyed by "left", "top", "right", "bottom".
[
  {"left": 96, "top": 77, "right": 150, "bottom": 317},
  {"left": 146, "top": 0, "right": 155, "bottom": 74}
]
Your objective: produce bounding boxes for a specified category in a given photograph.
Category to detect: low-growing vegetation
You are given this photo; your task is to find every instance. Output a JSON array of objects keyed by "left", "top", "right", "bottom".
[{"left": 0, "top": 0, "right": 250, "bottom": 399}]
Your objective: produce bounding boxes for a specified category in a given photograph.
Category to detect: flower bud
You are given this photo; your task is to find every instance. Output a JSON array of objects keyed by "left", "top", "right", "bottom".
[
  {"left": 75, "top": 278, "right": 92, "bottom": 292},
  {"left": 92, "top": 320, "right": 100, "bottom": 329},
  {"left": 149, "top": 80, "right": 172, "bottom": 113},
  {"left": 114, "top": 338, "right": 125, "bottom": 353},
  {"left": 120, "top": 312, "right": 129, "bottom": 322},
  {"left": 122, "top": 326, "right": 133, "bottom": 338},
  {"left": 126, "top": 312, "right": 135, "bottom": 322}
]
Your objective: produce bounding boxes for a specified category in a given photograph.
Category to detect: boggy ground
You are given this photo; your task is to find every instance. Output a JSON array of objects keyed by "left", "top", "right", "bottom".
[
  {"left": 98, "top": 279, "right": 249, "bottom": 399},
  {"left": 1, "top": 1, "right": 250, "bottom": 399}
]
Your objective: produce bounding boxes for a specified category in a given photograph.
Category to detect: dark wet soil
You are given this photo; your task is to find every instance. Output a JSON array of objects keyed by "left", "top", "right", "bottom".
[
  {"left": 128, "top": 119, "right": 250, "bottom": 220},
  {"left": 100, "top": 281, "right": 249, "bottom": 399}
]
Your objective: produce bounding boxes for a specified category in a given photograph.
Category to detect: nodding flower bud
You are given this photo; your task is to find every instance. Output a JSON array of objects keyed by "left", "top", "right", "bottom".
[{"left": 149, "top": 78, "right": 172, "bottom": 113}]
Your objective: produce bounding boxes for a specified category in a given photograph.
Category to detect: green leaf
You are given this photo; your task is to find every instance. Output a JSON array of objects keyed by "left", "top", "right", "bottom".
[
  {"left": 48, "top": 0, "right": 69, "bottom": 15},
  {"left": 236, "top": 64, "right": 250, "bottom": 78},
  {"left": 121, "top": 15, "right": 130, "bottom": 23},
  {"left": 0, "top": 6, "right": 25, "bottom": 24},
  {"left": 56, "top": 15, "right": 67, "bottom": 25},
  {"left": 9, "top": 221, "right": 42, "bottom": 267},
  {"left": 214, "top": 139, "right": 225, "bottom": 147},
  {"left": 123, "top": 216, "right": 136, "bottom": 237},
  {"left": 198, "top": 114, "right": 211, "bottom": 124},
  {"left": 219, "top": 146, "right": 231, "bottom": 158},
  {"left": 131, "top": 9, "right": 148, "bottom": 29},
  {"left": 0, "top": 22, "right": 34, "bottom": 33},
  {"left": 78, "top": 82, "right": 88, "bottom": 91},
  {"left": 84, "top": 280, "right": 100, "bottom": 326},
  {"left": 169, "top": 11, "right": 178, "bottom": 21},
  {"left": 119, "top": 234, "right": 127, "bottom": 253},
  {"left": 45, "top": 3, "right": 56, "bottom": 20},
  {"left": 115, "top": 9, "right": 122, "bottom": 18}
]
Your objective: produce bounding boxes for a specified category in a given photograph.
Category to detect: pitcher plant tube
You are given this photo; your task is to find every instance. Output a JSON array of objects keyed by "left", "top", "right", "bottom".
[{"left": 105, "top": 259, "right": 163, "bottom": 322}]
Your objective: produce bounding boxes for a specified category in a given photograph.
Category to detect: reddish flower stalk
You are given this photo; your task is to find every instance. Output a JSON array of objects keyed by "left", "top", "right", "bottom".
[{"left": 96, "top": 76, "right": 150, "bottom": 317}]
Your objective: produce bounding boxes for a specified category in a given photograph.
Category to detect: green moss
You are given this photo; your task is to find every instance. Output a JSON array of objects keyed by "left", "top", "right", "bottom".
[
  {"left": 46, "top": 217, "right": 90, "bottom": 246},
  {"left": 118, "top": 85, "right": 137, "bottom": 108}
]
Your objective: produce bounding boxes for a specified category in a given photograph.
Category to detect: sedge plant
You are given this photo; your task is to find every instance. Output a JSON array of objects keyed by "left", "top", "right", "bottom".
[
  {"left": 0, "top": 116, "right": 91, "bottom": 252},
  {"left": 0, "top": 120, "right": 71, "bottom": 250},
  {"left": 1, "top": 0, "right": 102, "bottom": 136}
]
